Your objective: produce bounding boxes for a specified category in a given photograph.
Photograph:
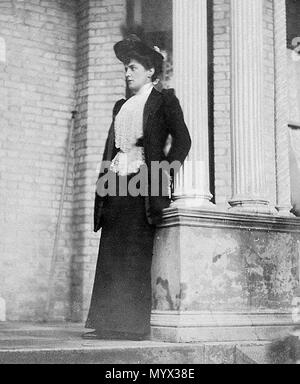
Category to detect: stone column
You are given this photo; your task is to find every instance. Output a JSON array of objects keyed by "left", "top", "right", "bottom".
[
  {"left": 229, "top": 0, "right": 276, "bottom": 214},
  {"left": 171, "top": 0, "right": 214, "bottom": 209},
  {"left": 273, "top": 0, "right": 293, "bottom": 216}
]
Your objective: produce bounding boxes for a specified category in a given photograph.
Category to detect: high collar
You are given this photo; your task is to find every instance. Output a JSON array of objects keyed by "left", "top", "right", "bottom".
[
  {"left": 111, "top": 87, "right": 163, "bottom": 139},
  {"left": 132, "top": 82, "right": 154, "bottom": 97}
]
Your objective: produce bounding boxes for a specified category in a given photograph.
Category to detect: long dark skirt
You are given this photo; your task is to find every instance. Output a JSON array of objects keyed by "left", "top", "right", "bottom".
[{"left": 85, "top": 173, "right": 155, "bottom": 336}]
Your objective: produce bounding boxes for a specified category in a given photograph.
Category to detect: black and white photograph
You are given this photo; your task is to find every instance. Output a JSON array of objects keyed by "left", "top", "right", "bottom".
[{"left": 0, "top": 0, "right": 300, "bottom": 367}]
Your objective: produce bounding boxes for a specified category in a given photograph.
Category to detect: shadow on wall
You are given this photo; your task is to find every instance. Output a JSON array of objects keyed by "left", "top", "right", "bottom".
[
  {"left": 267, "top": 331, "right": 300, "bottom": 364},
  {"left": 289, "top": 129, "right": 300, "bottom": 217}
]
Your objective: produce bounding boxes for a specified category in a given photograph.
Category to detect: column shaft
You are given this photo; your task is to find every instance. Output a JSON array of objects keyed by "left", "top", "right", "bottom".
[
  {"left": 229, "top": 0, "right": 276, "bottom": 214},
  {"left": 172, "top": 0, "right": 214, "bottom": 208}
]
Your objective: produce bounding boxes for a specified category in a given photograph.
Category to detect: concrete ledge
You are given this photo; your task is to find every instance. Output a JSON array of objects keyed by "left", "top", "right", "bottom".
[
  {"left": 151, "top": 310, "right": 293, "bottom": 327},
  {"left": 151, "top": 311, "right": 294, "bottom": 343},
  {"left": 159, "top": 207, "right": 300, "bottom": 233},
  {"left": 150, "top": 311, "right": 294, "bottom": 342},
  {"left": 151, "top": 325, "right": 293, "bottom": 343}
]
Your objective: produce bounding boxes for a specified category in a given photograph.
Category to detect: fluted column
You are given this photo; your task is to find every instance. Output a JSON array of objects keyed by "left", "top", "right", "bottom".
[
  {"left": 171, "top": 0, "right": 214, "bottom": 209},
  {"left": 273, "top": 0, "right": 293, "bottom": 216},
  {"left": 229, "top": 0, "right": 276, "bottom": 214}
]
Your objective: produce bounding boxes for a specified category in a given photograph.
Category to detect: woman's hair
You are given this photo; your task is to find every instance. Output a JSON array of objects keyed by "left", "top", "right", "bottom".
[{"left": 123, "top": 50, "right": 163, "bottom": 82}]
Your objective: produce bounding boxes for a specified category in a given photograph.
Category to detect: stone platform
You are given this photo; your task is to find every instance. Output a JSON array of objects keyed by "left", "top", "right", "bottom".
[
  {"left": 151, "top": 208, "right": 300, "bottom": 343},
  {"left": 0, "top": 322, "right": 273, "bottom": 364}
]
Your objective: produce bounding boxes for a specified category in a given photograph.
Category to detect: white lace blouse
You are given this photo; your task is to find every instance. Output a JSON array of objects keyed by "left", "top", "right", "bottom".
[{"left": 110, "top": 83, "right": 153, "bottom": 176}]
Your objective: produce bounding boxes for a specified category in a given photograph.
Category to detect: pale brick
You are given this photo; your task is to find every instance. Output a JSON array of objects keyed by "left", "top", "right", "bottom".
[{"left": 0, "top": 0, "right": 77, "bottom": 322}]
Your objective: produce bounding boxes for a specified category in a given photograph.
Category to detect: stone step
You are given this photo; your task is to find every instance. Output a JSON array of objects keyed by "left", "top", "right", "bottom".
[
  {"left": 0, "top": 344, "right": 230, "bottom": 364},
  {"left": 236, "top": 345, "right": 270, "bottom": 364},
  {"left": 0, "top": 341, "right": 274, "bottom": 364},
  {"left": 1, "top": 343, "right": 270, "bottom": 365},
  {"left": 237, "top": 332, "right": 300, "bottom": 364},
  {"left": 0, "top": 322, "right": 273, "bottom": 364}
]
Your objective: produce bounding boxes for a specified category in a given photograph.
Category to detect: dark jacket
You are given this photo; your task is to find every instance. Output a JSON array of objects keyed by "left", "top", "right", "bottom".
[{"left": 94, "top": 87, "right": 191, "bottom": 232}]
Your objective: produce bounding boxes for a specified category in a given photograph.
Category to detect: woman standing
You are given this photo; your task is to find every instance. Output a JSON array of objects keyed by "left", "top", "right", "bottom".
[{"left": 83, "top": 35, "right": 191, "bottom": 341}]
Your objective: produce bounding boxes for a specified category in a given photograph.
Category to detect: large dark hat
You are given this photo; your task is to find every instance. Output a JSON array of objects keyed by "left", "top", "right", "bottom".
[{"left": 114, "top": 34, "right": 164, "bottom": 65}]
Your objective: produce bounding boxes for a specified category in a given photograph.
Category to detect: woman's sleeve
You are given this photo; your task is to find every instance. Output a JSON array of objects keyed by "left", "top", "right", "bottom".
[
  {"left": 94, "top": 100, "right": 122, "bottom": 232},
  {"left": 163, "top": 90, "right": 192, "bottom": 165},
  {"left": 97, "top": 99, "right": 125, "bottom": 178}
]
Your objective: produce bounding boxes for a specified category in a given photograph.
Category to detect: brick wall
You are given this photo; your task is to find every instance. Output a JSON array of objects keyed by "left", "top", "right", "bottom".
[
  {"left": 213, "top": 0, "right": 231, "bottom": 209},
  {"left": 263, "top": 0, "right": 277, "bottom": 206},
  {"left": 72, "top": 0, "right": 126, "bottom": 321},
  {"left": 288, "top": 50, "right": 300, "bottom": 123},
  {"left": 0, "top": 0, "right": 77, "bottom": 321},
  {"left": 0, "top": 0, "right": 127, "bottom": 323}
]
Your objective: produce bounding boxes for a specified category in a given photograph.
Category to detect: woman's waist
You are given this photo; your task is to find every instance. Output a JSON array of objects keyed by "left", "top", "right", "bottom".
[{"left": 110, "top": 146, "right": 146, "bottom": 176}]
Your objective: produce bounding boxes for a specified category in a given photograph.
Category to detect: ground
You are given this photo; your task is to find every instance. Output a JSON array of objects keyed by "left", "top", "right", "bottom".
[{"left": 0, "top": 322, "right": 278, "bottom": 364}]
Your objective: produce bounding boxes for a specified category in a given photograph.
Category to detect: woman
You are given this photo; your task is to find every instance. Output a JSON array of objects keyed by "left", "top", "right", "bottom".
[{"left": 83, "top": 35, "right": 191, "bottom": 341}]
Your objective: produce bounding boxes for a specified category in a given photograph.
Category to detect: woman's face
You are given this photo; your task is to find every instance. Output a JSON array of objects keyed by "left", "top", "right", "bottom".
[{"left": 125, "top": 59, "right": 154, "bottom": 94}]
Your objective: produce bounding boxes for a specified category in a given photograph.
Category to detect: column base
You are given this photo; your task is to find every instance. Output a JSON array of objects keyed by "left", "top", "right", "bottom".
[
  {"left": 228, "top": 199, "right": 278, "bottom": 215},
  {"left": 276, "top": 205, "right": 295, "bottom": 217},
  {"left": 172, "top": 193, "right": 216, "bottom": 210},
  {"left": 151, "top": 311, "right": 294, "bottom": 343}
]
